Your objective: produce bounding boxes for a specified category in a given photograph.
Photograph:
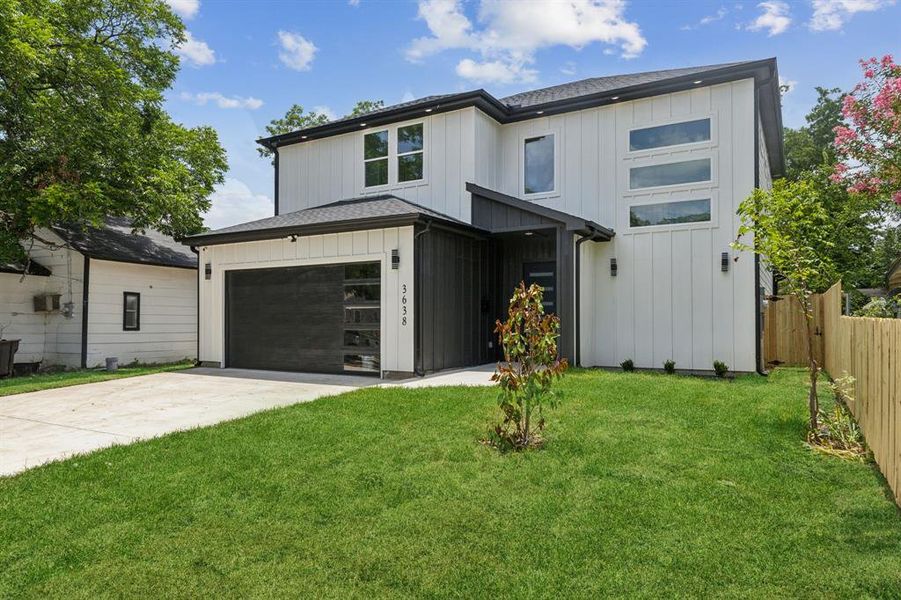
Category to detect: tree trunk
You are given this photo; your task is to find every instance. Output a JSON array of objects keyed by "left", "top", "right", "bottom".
[{"left": 803, "top": 299, "right": 819, "bottom": 432}]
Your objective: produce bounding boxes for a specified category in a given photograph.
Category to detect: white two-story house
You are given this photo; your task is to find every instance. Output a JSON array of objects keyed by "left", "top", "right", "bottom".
[{"left": 185, "top": 59, "right": 783, "bottom": 377}]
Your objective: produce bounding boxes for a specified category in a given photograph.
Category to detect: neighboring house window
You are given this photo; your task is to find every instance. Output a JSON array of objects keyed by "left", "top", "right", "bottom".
[
  {"left": 397, "top": 123, "right": 424, "bottom": 182},
  {"left": 364, "top": 130, "right": 389, "bottom": 187},
  {"left": 629, "top": 118, "right": 711, "bottom": 151},
  {"left": 630, "top": 199, "right": 711, "bottom": 228},
  {"left": 629, "top": 158, "right": 711, "bottom": 190},
  {"left": 123, "top": 292, "right": 140, "bottom": 331},
  {"left": 523, "top": 134, "right": 555, "bottom": 195}
]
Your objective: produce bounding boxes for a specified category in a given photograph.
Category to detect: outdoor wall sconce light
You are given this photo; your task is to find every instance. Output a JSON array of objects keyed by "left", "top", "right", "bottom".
[
  {"left": 204, "top": 262, "right": 212, "bottom": 280},
  {"left": 721, "top": 252, "right": 730, "bottom": 272},
  {"left": 610, "top": 257, "right": 618, "bottom": 276},
  {"left": 391, "top": 248, "right": 400, "bottom": 270}
]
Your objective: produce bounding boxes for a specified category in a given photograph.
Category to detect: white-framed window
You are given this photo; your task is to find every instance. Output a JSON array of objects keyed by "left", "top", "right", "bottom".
[
  {"left": 362, "top": 121, "right": 426, "bottom": 189},
  {"left": 629, "top": 118, "right": 712, "bottom": 152},
  {"left": 629, "top": 198, "right": 712, "bottom": 229},
  {"left": 363, "top": 129, "right": 389, "bottom": 188},
  {"left": 629, "top": 157, "right": 712, "bottom": 191},
  {"left": 522, "top": 133, "right": 557, "bottom": 196},
  {"left": 397, "top": 123, "right": 424, "bottom": 183}
]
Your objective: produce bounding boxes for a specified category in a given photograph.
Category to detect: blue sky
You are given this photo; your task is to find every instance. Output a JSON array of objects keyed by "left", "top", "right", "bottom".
[{"left": 162, "top": 0, "right": 901, "bottom": 229}]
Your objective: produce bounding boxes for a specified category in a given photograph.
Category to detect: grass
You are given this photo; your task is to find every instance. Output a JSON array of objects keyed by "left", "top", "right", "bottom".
[
  {"left": 1, "top": 368, "right": 899, "bottom": 597},
  {"left": 0, "top": 361, "right": 194, "bottom": 397}
]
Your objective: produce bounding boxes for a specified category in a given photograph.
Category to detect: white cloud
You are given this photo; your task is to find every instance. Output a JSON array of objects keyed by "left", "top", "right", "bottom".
[
  {"left": 204, "top": 178, "right": 274, "bottom": 230},
  {"left": 456, "top": 58, "right": 538, "bottom": 84},
  {"left": 165, "top": 0, "right": 200, "bottom": 19},
  {"left": 682, "top": 6, "right": 728, "bottom": 29},
  {"left": 560, "top": 61, "right": 577, "bottom": 76},
  {"left": 312, "top": 105, "right": 336, "bottom": 120},
  {"left": 349, "top": 0, "right": 361, "bottom": 5},
  {"left": 406, "top": 0, "right": 646, "bottom": 84},
  {"left": 277, "top": 31, "right": 317, "bottom": 71},
  {"left": 747, "top": 1, "right": 792, "bottom": 35},
  {"left": 779, "top": 76, "right": 797, "bottom": 94},
  {"left": 175, "top": 31, "right": 216, "bottom": 66},
  {"left": 180, "top": 92, "right": 263, "bottom": 110},
  {"left": 809, "top": 0, "right": 895, "bottom": 31}
]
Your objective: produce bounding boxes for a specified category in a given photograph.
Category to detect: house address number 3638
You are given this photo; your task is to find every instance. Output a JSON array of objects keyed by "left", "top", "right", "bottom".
[{"left": 401, "top": 283, "right": 408, "bottom": 326}]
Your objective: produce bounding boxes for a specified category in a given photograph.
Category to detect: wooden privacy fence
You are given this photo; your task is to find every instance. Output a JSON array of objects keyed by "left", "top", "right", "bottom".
[
  {"left": 763, "top": 293, "right": 826, "bottom": 368},
  {"left": 820, "top": 282, "right": 901, "bottom": 505},
  {"left": 763, "top": 282, "right": 900, "bottom": 503}
]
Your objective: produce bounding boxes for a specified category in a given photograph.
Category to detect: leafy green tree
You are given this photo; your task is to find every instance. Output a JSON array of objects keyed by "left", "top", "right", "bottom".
[
  {"left": 348, "top": 99, "right": 384, "bottom": 117},
  {"left": 782, "top": 85, "right": 896, "bottom": 289},
  {"left": 783, "top": 87, "right": 845, "bottom": 180},
  {"left": 489, "top": 282, "right": 568, "bottom": 450},
  {"left": 256, "top": 104, "right": 330, "bottom": 160},
  {"left": 734, "top": 180, "right": 836, "bottom": 431},
  {"left": 0, "top": 0, "right": 227, "bottom": 262}
]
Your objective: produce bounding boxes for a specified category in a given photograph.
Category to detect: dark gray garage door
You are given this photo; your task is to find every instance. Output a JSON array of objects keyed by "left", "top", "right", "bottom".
[{"left": 226, "top": 262, "right": 381, "bottom": 374}]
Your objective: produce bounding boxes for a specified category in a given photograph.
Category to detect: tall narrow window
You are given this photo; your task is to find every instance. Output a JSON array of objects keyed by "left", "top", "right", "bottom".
[
  {"left": 123, "top": 292, "right": 140, "bottom": 331},
  {"left": 364, "top": 130, "right": 388, "bottom": 187},
  {"left": 397, "top": 123, "right": 424, "bottom": 182},
  {"left": 524, "top": 134, "right": 555, "bottom": 195}
]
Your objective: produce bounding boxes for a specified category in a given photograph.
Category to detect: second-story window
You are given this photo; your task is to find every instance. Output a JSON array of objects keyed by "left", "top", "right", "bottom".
[
  {"left": 397, "top": 123, "right": 424, "bottom": 182},
  {"left": 364, "top": 130, "right": 389, "bottom": 187},
  {"left": 524, "top": 134, "right": 555, "bottom": 195}
]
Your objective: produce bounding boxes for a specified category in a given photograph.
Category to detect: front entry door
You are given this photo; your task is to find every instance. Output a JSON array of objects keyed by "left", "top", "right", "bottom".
[{"left": 523, "top": 261, "right": 557, "bottom": 315}]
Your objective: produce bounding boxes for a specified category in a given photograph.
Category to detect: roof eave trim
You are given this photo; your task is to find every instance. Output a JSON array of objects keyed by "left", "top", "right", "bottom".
[
  {"left": 185, "top": 213, "right": 482, "bottom": 248},
  {"left": 258, "top": 90, "right": 508, "bottom": 149},
  {"left": 262, "top": 59, "right": 780, "bottom": 151}
]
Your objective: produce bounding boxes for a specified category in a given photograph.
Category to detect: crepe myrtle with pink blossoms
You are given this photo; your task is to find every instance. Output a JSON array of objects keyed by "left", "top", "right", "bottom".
[{"left": 832, "top": 56, "right": 901, "bottom": 206}]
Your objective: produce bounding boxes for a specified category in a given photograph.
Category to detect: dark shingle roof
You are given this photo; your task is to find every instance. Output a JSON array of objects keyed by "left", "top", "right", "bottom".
[
  {"left": 0, "top": 259, "right": 52, "bottom": 277},
  {"left": 499, "top": 62, "right": 748, "bottom": 108},
  {"left": 53, "top": 217, "right": 197, "bottom": 269},
  {"left": 184, "top": 195, "right": 475, "bottom": 246}
]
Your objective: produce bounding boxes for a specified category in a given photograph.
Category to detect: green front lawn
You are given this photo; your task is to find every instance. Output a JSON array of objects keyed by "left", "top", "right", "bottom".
[
  {"left": 1, "top": 368, "right": 898, "bottom": 597},
  {"left": 0, "top": 361, "right": 194, "bottom": 397}
]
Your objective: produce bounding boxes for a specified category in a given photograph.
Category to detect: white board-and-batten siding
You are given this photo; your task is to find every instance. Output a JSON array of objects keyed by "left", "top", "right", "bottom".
[
  {"left": 277, "top": 110, "right": 477, "bottom": 222},
  {"left": 577, "top": 79, "right": 758, "bottom": 372},
  {"left": 266, "top": 78, "right": 764, "bottom": 373},
  {"left": 197, "top": 226, "right": 415, "bottom": 373}
]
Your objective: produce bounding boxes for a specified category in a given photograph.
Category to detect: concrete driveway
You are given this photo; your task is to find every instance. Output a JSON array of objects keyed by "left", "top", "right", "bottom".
[
  {"left": 0, "top": 365, "right": 496, "bottom": 477},
  {"left": 0, "top": 368, "right": 376, "bottom": 477}
]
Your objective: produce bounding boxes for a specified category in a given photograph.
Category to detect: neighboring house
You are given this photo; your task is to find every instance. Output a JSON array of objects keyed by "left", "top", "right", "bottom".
[
  {"left": 185, "top": 59, "right": 783, "bottom": 377},
  {"left": 1, "top": 218, "right": 197, "bottom": 369},
  {"left": 888, "top": 256, "right": 901, "bottom": 296}
]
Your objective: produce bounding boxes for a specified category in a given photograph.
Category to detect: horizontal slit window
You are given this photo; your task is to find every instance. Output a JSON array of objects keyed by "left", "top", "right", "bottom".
[
  {"left": 630, "top": 158, "right": 711, "bottom": 190},
  {"left": 344, "top": 353, "right": 380, "bottom": 373},
  {"left": 344, "top": 329, "right": 380, "bottom": 349},
  {"left": 630, "top": 119, "right": 711, "bottom": 151},
  {"left": 630, "top": 199, "right": 711, "bottom": 227}
]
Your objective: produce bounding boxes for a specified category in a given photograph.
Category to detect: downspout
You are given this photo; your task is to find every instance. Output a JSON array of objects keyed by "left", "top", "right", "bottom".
[
  {"left": 190, "top": 247, "right": 200, "bottom": 364},
  {"left": 273, "top": 147, "right": 280, "bottom": 216},
  {"left": 412, "top": 218, "right": 433, "bottom": 376},
  {"left": 80, "top": 255, "right": 90, "bottom": 369},
  {"left": 753, "top": 82, "right": 767, "bottom": 376}
]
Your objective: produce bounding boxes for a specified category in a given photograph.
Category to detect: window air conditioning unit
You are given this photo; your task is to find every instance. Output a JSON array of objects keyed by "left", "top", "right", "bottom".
[{"left": 33, "top": 294, "right": 62, "bottom": 313}]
